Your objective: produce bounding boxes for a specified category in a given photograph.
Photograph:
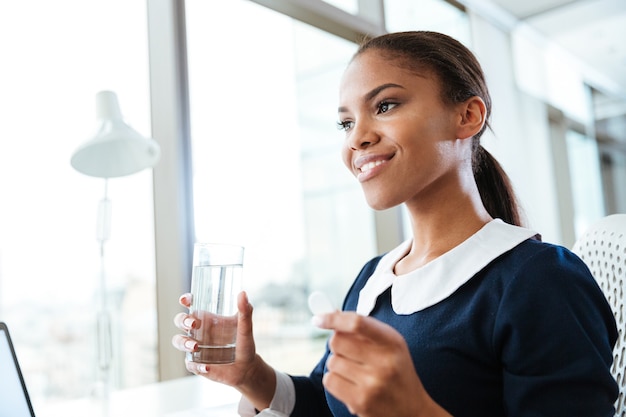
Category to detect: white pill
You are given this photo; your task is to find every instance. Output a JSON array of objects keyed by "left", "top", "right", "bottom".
[{"left": 308, "top": 291, "right": 336, "bottom": 316}]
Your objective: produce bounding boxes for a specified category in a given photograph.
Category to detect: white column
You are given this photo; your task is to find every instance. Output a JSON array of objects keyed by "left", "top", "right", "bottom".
[{"left": 147, "top": 0, "right": 195, "bottom": 381}]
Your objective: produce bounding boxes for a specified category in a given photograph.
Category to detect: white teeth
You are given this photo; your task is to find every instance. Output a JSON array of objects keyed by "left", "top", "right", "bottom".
[{"left": 360, "top": 159, "right": 386, "bottom": 173}]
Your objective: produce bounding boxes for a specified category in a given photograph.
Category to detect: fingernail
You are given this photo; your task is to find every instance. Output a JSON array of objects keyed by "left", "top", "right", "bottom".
[
  {"left": 198, "top": 364, "right": 209, "bottom": 373},
  {"left": 183, "top": 317, "right": 195, "bottom": 329},
  {"left": 184, "top": 340, "right": 197, "bottom": 351}
]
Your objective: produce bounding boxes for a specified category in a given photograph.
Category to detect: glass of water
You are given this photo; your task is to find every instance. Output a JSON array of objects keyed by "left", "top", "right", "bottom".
[{"left": 188, "top": 243, "right": 244, "bottom": 364}]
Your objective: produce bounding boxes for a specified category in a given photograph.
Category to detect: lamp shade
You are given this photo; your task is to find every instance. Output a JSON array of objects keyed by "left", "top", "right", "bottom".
[{"left": 70, "top": 91, "right": 161, "bottom": 178}]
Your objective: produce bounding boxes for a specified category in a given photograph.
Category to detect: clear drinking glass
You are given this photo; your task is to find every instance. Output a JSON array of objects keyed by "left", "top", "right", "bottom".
[{"left": 188, "top": 243, "right": 244, "bottom": 364}]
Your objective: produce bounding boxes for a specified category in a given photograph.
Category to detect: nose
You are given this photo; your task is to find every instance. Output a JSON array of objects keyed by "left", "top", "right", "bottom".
[{"left": 346, "top": 119, "right": 380, "bottom": 150}]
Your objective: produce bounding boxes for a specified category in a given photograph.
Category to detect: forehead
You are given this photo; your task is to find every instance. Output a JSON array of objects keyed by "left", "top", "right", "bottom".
[{"left": 339, "top": 50, "right": 434, "bottom": 97}]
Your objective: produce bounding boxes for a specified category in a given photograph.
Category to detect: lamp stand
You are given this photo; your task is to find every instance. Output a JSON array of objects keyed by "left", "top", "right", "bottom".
[
  {"left": 69, "top": 90, "right": 161, "bottom": 403},
  {"left": 95, "top": 178, "right": 113, "bottom": 400}
]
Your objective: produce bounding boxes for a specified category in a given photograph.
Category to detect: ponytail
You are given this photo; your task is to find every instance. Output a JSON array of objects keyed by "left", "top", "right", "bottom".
[{"left": 472, "top": 143, "right": 524, "bottom": 227}]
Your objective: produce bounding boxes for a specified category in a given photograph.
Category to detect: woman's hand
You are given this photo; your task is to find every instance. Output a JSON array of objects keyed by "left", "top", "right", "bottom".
[
  {"left": 172, "top": 291, "right": 276, "bottom": 409},
  {"left": 315, "top": 312, "right": 452, "bottom": 417}
]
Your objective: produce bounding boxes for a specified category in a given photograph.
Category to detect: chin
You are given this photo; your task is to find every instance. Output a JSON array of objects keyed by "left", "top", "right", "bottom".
[{"left": 364, "top": 194, "right": 400, "bottom": 211}]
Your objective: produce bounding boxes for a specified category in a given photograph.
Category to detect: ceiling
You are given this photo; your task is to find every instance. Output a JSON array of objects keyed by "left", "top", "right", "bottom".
[{"left": 485, "top": 0, "right": 626, "bottom": 121}]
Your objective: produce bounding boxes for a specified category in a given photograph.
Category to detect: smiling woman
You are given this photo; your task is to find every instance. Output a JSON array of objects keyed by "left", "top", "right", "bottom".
[{"left": 173, "top": 30, "right": 618, "bottom": 417}]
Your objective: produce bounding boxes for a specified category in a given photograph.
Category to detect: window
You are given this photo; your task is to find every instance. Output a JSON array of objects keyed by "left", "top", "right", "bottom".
[
  {"left": 599, "top": 150, "right": 626, "bottom": 214},
  {"left": 384, "top": 0, "right": 470, "bottom": 43},
  {"left": 594, "top": 90, "right": 626, "bottom": 215},
  {"left": 0, "top": 0, "right": 157, "bottom": 406},
  {"left": 185, "top": 0, "right": 377, "bottom": 373},
  {"left": 566, "top": 130, "right": 606, "bottom": 236}
]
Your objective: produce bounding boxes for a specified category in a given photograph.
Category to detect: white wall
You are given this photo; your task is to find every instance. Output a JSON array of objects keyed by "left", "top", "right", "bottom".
[{"left": 468, "top": 13, "right": 568, "bottom": 245}]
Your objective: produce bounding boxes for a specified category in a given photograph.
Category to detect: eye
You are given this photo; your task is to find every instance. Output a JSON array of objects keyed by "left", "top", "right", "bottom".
[
  {"left": 377, "top": 101, "right": 397, "bottom": 114},
  {"left": 336, "top": 120, "right": 354, "bottom": 131}
]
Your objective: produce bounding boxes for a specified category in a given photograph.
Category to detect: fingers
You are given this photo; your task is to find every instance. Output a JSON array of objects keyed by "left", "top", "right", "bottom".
[
  {"left": 325, "top": 350, "right": 369, "bottom": 381},
  {"left": 320, "top": 311, "right": 406, "bottom": 366},
  {"left": 176, "top": 292, "right": 250, "bottom": 332},
  {"left": 171, "top": 334, "right": 198, "bottom": 352},
  {"left": 186, "top": 360, "right": 209, "bottom": 375},
  {"left": 315, "top": 311, "right": 395, "bottom": 341},
  {"left": 321, "top": 365, "right": 359, "bottom": 413},
  {"left": 173, "top": 294, "right": 200, "bottom": 354},
  {"left": 173, "top": 312, "right": 199, "bottom": 331},
  {"left": 318, "top": 314, "right": 422, "bottom": 416},
  {"left": 177, "top": 292, "right": 248, "bottom": 329},
  {"left": 179, "top": 293, "right": 192, "bottom": 308}
]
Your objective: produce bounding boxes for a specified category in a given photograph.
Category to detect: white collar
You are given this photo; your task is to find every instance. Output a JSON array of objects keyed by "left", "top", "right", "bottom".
[{"left": 356, "top": 219, "right": 538, "bottom": 315}]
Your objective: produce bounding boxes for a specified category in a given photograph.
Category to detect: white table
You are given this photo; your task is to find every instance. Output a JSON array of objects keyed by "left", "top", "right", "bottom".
[{"left": 35, "top": 376, "right": 240, "bottom": 417}]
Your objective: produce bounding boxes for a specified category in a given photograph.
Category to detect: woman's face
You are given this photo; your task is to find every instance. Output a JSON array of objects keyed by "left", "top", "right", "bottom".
[{"left": 339, "top": 50, "right": 471, "bottom": 211}]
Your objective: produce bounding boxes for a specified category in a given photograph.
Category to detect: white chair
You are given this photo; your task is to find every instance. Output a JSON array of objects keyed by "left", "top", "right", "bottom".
[{"left": 573, "top": 214, "right": 626, "bottom": 417}]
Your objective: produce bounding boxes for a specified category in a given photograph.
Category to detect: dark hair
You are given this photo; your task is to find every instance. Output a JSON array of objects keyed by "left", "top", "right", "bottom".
[{"left": 355, "top": 31, "right": 524, "bottom": 227}]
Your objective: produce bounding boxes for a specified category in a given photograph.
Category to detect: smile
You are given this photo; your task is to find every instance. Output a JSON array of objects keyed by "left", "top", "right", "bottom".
[
  {"left": 359, "top": 159, "right": 387, "bottom": 173},
  {"left": 354, "top": 153, "right": 394, "bottom": 182}
]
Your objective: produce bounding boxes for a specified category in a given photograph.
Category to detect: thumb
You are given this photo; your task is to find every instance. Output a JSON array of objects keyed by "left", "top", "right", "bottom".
[{"left": 237, "top": 291, "right": 254, "bottom": 335}]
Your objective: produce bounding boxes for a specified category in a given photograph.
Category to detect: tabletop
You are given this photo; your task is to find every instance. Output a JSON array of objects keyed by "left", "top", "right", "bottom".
[{"left": 34, "top": 375, "right": 240, "bottom": 417}]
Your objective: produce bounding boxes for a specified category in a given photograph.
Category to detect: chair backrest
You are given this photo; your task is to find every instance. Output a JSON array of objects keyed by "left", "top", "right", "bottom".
[{"left": 572, "top": 214, "right": 626, "bottom": 417}]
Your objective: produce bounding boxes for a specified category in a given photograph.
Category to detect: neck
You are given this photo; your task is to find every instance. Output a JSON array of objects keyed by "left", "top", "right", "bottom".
[{"left": 394, "top": 181, "right": 492, "bottom": 275}]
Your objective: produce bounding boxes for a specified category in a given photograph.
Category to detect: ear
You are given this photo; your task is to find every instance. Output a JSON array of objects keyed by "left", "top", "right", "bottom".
[{"left": 456, "top": 96, "right": 486, "bottom": 140}]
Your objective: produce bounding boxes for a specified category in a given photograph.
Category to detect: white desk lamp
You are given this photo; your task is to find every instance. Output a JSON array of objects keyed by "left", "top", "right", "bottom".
[{"left": 70, "top": 90, "right": 160, "bottom": 396}]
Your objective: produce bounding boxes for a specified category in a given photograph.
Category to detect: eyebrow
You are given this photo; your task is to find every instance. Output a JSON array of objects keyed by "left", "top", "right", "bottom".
[{"left": 338, "top": 83, "right": 405, "bottom": 113}]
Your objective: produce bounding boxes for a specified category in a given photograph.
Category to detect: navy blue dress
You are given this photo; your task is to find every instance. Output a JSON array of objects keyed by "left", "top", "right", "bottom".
[{"left": 290, "top": 239, "right": 618, "bottom": 417}]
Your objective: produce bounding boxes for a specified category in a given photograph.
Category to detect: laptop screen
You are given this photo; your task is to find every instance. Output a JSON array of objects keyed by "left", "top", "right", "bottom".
[{"left": 0, "top": 322, "right": 36, "bottom": 417}]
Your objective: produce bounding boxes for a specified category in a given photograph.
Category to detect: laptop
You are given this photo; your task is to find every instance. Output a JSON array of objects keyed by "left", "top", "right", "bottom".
[{"left": 0, "top": 322, "right": 36, "bottom": 417}]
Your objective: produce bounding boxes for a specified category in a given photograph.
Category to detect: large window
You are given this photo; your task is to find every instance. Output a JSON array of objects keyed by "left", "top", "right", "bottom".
[
  {"left": 0, "top": 0, "right": 157, "bottom": 407},
  {"left": 566, "top": 129, "right": 606, "bottom": 236},
  {"left": 384, "top": 0, "right": 470, "bottom": 42},
  {"left": 185, "top": 0, "right": 377, "bottom": 373}
]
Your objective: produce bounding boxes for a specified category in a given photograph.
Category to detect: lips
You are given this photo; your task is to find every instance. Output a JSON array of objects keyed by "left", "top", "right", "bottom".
[{"left": 354, "top": 153, "right": 394, "bottom": 180}]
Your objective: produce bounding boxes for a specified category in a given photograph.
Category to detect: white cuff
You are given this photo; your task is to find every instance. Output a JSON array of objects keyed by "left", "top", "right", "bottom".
[
  {"left": 237, "top": 396, "right": 257, "bottom": 417},
  {"left": 237, "top": 370, "right": 295, "bottom": 417}
]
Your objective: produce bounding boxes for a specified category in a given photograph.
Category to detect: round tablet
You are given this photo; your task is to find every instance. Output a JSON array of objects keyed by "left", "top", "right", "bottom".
[{"left": 307, "top": 291, "right": 335, "bottom": 316}]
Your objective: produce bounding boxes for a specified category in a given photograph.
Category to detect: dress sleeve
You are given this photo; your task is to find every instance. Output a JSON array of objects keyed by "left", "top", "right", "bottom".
[
  {"left": 495, "top": 245, "right": 618, "bottom": 417},
  {"left": 289, "top": 348, "right": 334, "bottom": 417}
]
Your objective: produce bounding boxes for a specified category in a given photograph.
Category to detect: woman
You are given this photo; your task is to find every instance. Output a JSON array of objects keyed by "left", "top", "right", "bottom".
[{"left": 173, "top": 31, "right": 618, "bottom": 417}]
